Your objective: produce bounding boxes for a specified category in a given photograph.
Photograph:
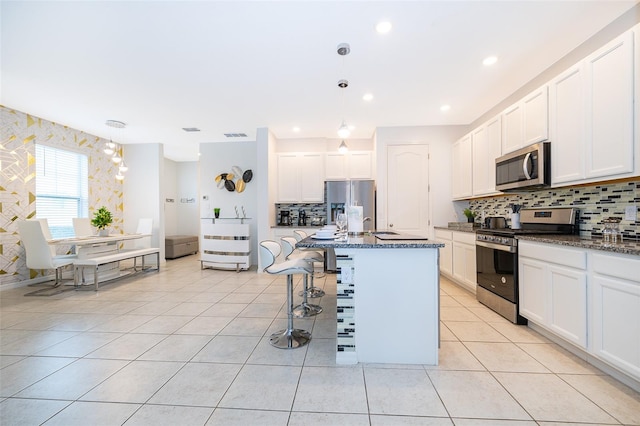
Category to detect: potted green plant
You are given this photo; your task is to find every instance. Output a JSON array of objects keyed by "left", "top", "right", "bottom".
[
  {"left": 214, "top": 208, "right": 220, "bottom": 219},
  {"left": 463, "top": 208, "right": 476, "bottom": 223},
  {"left": 91, "top": 206, "right": 113, "bottom": 236}
]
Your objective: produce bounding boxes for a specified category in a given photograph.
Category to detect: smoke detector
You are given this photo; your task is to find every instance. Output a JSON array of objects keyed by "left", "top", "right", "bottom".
[
  {"left": 337, "top": 43, "right": 350, "bottom": 56},
  {"left": 105, "top": 120, "right": 126, "bottom": 128}
]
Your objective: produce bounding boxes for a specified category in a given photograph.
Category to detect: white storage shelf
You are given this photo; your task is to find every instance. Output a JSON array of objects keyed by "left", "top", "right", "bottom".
[{"left": 200, "top": 221, "right": 250, "bottom": 272}]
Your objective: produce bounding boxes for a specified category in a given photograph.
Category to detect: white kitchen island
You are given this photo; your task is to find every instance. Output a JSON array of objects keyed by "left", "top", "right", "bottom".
[{"left": 298, "top": 234, "right": 443, "bottom": 365}]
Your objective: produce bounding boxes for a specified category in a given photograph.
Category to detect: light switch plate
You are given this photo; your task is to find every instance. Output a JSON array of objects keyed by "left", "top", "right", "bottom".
[{"left": 625, "top": 205, "right": 636, "bottom": 221}]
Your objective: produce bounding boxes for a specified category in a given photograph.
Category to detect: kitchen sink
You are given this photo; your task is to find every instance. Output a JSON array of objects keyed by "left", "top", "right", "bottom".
[{"left": 370, "top": 231, "right": 398, "bottom": 235}]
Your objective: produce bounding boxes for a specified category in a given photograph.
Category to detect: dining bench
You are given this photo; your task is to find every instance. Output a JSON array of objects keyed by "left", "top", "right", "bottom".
[{"left": 73, "top": 247, "right": 160, "bottom": 290}]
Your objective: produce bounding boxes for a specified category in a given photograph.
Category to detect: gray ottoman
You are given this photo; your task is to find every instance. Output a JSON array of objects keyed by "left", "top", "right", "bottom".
[{"left": 165, "top": 235, "right": 199, "bottom": 259}]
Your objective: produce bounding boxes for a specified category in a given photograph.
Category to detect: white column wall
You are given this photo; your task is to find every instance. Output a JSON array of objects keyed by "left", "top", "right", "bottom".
[{"left": 122, "top": 143, "right": 165, "bottom": 261}]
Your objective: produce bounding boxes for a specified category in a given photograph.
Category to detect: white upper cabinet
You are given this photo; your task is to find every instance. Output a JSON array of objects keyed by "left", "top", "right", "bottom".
[
  {"left": 585, "top": 30, "right": 635, "bottom": 179},
  {"left": 325, "top": 152, "right": 349, "bottom": 180},
  {"left": 452, "top": 133, "right": 473, "bottom": 200},
  {"left": 324, "top": 151, "right": 373, "bottom": 180},
  {"left": 349, "top": 151, "right": 373, "bottom": 179},
  {"left": 472, "top": 115, "right": 502, "bottom": 197},
  {"left": 277, "top": 153, "right": 324, "bottom": 203},
  {"left": 551, "top": 28, "right": 636, "bottom": 186},
  {"left": 523, "top": 86, "right": 549, "bottom": 144},
  {"left": 299, "top": 153, "right": 325, "bottom": 202},
  {"left": 550, "top": 63, "right": 586, "bottom": 185},
  {"left": 277, "top": 153, "right": 300, "bottom": 203},
  {"left": 502, "top": 85, "right": 549, "bottom": 154}
]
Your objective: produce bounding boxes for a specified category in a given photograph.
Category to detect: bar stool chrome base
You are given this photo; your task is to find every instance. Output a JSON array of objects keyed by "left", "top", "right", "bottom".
[
  {"left": 269, "top": 328, "right": 311, "bottom": 349},
  {"left": 293, "top": 302, "right": 323, "bottom": 318}
]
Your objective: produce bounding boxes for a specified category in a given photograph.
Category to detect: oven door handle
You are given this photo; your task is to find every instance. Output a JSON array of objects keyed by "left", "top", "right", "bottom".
[{"left": 476, "top": 240, "right": 516, "bottom": 253}]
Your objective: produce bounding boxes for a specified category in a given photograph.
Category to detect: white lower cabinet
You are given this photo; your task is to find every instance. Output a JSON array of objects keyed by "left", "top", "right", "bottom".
[
  {"left": 520, "top": 240, "right": 640, "bottom": 383},
  {"left": 591, "top": 252, "right": 640, "bottom": 380},
  {"left": 451, "top": 231, "right": 476, "bottom": 293},
  {"left": 519, "top": 256, "right": 547, "bottom": 324},
  {"left": 434, "top": 229, "right": 453, "bottom": 276},
  {"left": 519, "top": 241, "right": 587, "bottom": 348}
]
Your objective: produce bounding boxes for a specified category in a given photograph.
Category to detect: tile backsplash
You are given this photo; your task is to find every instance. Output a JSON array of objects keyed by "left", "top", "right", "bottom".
[
  {"left": 469, "top": 180, "right": 640, "bottom": 240},
  {"left": 275, "top": 203, "right": 326, "bottom": 226}
]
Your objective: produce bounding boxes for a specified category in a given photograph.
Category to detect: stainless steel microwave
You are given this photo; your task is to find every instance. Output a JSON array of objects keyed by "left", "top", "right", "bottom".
[{"left": 495, "top": 142, "right": 550, "bottom": 192}]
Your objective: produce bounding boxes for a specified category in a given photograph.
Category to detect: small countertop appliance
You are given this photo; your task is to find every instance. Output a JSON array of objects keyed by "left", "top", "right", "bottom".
[{"left": 279, "top": 211, "right": 292, "bottom": 226}]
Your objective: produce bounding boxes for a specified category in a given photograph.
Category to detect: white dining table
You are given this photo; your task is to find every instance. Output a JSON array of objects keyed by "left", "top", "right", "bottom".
[
  {"left": 48, "top": 233, "right": 152, "bottom": 285},
  {"left": 48, "top": 233, "right": 150, "bottom": 248}
]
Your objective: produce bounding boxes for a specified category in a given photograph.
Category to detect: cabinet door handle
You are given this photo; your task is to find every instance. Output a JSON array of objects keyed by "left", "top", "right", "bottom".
[{"left": 389, "top": 223, "right": 394, "bottom": 228}]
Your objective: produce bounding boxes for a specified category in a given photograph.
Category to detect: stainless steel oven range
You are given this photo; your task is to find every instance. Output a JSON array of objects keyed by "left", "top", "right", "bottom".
[{"left": 475, "top": 207, "right": 577, "bottom": 324}]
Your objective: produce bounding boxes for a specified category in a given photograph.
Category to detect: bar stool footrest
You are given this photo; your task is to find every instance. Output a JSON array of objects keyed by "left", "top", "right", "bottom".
[{"left": 293, "top": 303, "right": 323, "bottom": 318}]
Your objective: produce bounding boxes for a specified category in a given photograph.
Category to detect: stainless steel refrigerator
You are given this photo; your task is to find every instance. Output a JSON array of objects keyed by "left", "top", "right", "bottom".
[{"left": 324, "top": 179, "right": 376, "bottom": 270}]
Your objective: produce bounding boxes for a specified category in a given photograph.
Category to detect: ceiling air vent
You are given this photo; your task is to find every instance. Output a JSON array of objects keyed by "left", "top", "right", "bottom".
[
  {"left": 182, "top": 127, "right": 201, "bottom": 132},
  {"left": 224, "top": 133, "right": 248, "bottom": 138}
]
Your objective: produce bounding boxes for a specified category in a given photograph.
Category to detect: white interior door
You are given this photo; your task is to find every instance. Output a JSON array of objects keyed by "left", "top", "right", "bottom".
[{"left": 386, "top": 145, "right": 430, "bottom": 235}]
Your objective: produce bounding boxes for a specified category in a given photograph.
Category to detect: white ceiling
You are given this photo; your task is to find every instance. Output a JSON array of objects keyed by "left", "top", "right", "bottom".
[{"left": 2, "top": 1, "right": 637, "bottom": 162}]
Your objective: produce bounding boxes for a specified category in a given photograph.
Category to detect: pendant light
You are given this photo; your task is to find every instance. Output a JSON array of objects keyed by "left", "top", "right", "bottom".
[
  {"left": 103, "top": 140, "right": 115, "bottom": 155},
  {"left": 111, "top": 143, "right": 122, "bottom": 164},
  {"left": 336, "top": 43, "right": 351, "bottom": 140},
  {"left": 105, "top": 120, "right": 128, "bottom": 180},
  {"left": 338, "top": 140, "right": 349, "bottom": 153}
]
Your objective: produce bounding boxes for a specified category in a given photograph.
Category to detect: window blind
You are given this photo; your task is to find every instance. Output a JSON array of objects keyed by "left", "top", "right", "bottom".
[{"left": 35, "top": 145, "right": 89, "bottom": 238}]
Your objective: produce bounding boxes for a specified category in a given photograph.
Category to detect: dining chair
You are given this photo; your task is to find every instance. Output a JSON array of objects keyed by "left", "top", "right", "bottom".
[
  {"left": 72, "top": 217, "right": 94, "bottom": 237},
  {"left": 17, "top": 220, "right": 77, "bottom": 295}
]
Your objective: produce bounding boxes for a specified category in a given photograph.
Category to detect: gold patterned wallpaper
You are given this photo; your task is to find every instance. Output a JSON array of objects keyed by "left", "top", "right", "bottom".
[{"left": 0, "top": 106, "right": 124, "bottom": 287}]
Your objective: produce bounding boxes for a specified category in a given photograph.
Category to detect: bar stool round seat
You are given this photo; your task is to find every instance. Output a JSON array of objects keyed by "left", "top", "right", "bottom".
[
  {"left": 260, "top": 240, "right": 313, "bottom": 349},
  {"left": 281, "top": 237, "right": 323, "bottom": 317}
]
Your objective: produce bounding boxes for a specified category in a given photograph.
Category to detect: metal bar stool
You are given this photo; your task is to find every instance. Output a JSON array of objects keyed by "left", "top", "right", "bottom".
[
  {"left": 259, "top": 240, "right": 313, "bottom": 349},
  {"left": 280, "top": 237, "right": 323, "bottom": 318},
  {"left": 293, "top": 230, "right": 326, "bottom": 297}
]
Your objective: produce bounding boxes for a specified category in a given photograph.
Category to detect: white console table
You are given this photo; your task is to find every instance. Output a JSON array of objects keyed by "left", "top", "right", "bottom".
[{"left": 200, "top": 219, "right": 251, "bottom": 272}]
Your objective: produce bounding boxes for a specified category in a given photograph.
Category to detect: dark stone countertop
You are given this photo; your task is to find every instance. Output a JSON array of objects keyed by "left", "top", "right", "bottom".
[
  {"left": 516, "top": 234, "right": 640, "bottom": 257},
  {"left": 434, "top": 226, "right": 478, "bottom": 233},
  {"left": 297, "top": 234, "right": 444, "bottom": 249}
]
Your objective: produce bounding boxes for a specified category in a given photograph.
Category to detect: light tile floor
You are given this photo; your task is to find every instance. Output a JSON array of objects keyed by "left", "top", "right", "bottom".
[{"left": 1, "top": 256, "right": 639, "bottom": 425}]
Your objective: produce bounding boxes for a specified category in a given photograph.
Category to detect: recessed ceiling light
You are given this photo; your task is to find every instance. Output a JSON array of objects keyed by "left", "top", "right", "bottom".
[
  {"left": 440, "top": 104, "right": 451, "bottom": 112},
  {"left": 483, "top": 55, "right": 498, "bottom": 66},
  {"left": 376, "top": 21, "right": 392, "bottom": 34},
  {"left": 292, "top": 126, "right": 301, "bottom": 132},
  {"left": 363, "top": 93, "right": 374, "bottom": 101}
]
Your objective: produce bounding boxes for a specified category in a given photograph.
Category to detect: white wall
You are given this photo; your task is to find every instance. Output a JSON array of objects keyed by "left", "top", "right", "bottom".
[
  {"left": 256, "top": 127, "right": 278, "bottom": 271},
  {"left": 199, "top": 141, "right": 258, "bottom": 265},
  {"left": 176, "top": 161, "right": 199, "bottom": 236},
  {"left": 374, "top": 125, "right": 469, "bottom": 235},
  {"left": 123, "top": 143, "right": 165, "bottom": 261},
  {"left": 162, "top": 159, "right": 200, "bottom": 237},
  {"left": 277, "top": 137, "right": 373, "bottom": 153},
  {"left": 163, "top": 158, "right": 178, "bottom": 236}
]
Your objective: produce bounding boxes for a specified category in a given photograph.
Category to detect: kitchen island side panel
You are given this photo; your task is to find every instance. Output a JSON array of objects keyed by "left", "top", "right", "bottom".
[{"left": 335, "top": 247, "right": 440, "bottom": 365}]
